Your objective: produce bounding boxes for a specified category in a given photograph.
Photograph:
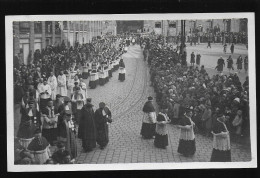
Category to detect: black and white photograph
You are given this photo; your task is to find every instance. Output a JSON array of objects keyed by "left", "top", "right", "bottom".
[{"left": 6, "top": 13, "right": 256, "bottom": 171}]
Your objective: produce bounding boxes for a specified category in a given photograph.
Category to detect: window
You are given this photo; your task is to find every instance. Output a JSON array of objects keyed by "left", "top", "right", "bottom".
[
  {"left": 34, "top": 21, "right": 42, "bottom": 34},
  {"left": 19, "top": 21, "right": 30, "bottom": 34},
  {"left": 75, "top": 23, "right": 79, "bottom": 31},
  {"left": 169, "top": 21, "right": 176, "bottom": 28},
  {"left": 80, "top": 22, "right": 83, "bottom": 31},
  {"left": 63, "top": 21, "right": 68, "bottom": 30},
  {"left": 45, "top": 21, "right": 52, "bottom": 34},
  {"left": 69, "top": 22, "right": 73, "bottom": 30},
  {"left": 155, "top": 22, "right": 161, "bottom": 28}
]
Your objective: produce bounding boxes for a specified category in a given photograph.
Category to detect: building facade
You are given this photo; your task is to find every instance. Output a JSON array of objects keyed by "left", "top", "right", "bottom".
[
  {"left": 116, "top": 21, "right": 144, "bottom": 34},
  {"left": 13, "top": 21, "right": 117, "bottom": 65},
  {"left": 143, "top": 19, "right": 248, "bottom": 43}
]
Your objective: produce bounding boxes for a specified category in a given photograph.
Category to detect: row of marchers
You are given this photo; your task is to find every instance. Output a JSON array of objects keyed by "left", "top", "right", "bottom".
[{"left": 81, "top": 56, "right": 124, "bottom": 89}]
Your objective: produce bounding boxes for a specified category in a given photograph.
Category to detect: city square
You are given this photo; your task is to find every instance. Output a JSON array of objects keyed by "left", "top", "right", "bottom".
[{"left": 10, "top": 17, "right": 254, "bottom": 167}]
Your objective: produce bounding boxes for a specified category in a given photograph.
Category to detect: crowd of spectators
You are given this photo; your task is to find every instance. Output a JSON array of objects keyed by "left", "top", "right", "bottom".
[{"left": 146, "top": 36, "right": 250, "bottom": 141}]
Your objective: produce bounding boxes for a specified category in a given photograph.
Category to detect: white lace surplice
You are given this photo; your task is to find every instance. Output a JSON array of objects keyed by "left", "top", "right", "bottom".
[
  {"left": 155, "top": 113, "right": 170, "bottom": 135},
  {"left": 143, "top": 112, "right": 156, "bottom": 124},
  {"left": 212, "top": 133, "right": 231, "bottom": 151},
  {"left": 179, "top": 127, "right": 195, "bottom": 140}
]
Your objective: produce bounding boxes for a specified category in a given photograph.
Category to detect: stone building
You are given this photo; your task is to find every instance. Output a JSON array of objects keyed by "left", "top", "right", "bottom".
[
  {"left": 143, "top": 19, "right": 247, "bottom": 43},
  {"left": 13, "top": 21, "right": 117, "bottom": 65}
]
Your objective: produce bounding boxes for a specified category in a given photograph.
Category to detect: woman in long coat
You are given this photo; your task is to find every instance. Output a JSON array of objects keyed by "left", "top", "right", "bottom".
[
  {"left": 177, "top": 107, "right": 196, "bottom": 157},
  {"left": 190, "top": 52, "right": 195, "bottom": 66},
  {"left": 216, "top": 57, "right": 225, "bottom": 73},
  {"left": 244, "top": 56, "right": 248, "bottom": 72},
  {"left": 78, "top": 99, "right": 97, "bottom": 152},
  {"left": 196, "top": 53, "right": 201, "bottom": 66},
  {"left": 236, "top": 55, "right": 243, "bottom": 72},
  {"left": 227, "top": 55, "right": 234, "bottom": 73}
]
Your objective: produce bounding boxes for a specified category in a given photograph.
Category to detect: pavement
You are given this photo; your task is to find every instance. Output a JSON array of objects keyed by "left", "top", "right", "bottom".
[
  {"left": 13, "top": 44, "right": 252, "bottom": 164},
  {"left": 184, "top": 42, "right": 249, "bottom": 83}
]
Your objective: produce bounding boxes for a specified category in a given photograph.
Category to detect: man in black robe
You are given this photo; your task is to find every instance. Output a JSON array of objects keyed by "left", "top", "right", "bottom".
[
  {"left": 141, "top": 96, "right": 156, "bottom": 139},
  {"left": 78, "top": 98, "right": 97, "bottom": 152},
  {"left": 94, "top": 102, "right": 112, "bottom": 149}
]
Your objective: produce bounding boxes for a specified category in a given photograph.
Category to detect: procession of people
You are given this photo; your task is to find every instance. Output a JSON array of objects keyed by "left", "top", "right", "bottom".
[
  {"left": 14, "top": 32, "right": 249, "bottom": 164},
  {"left": 14, "top": 35, "right": 126, "bottom": 164}
]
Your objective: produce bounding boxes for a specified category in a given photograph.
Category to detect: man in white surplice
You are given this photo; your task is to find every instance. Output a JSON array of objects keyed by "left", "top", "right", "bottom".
[
  {"left": 47, "top": 72, "right": 57, "bottom": 101},
  {"left": 38, "top": 78, "right": 52, "bottom": 111},
  {"left": 57, "top": 70, "right": 67, "bottom": 97},
  {"left": 79, "top": 78, "right": 87, "bottom": 101}
]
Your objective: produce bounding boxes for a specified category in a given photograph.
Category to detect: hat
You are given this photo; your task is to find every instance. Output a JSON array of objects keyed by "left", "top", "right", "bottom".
[
  {"left": 86, "top": 98, "right": 92, "bottom": 103},
  {"left": 57, "top": 142, "right": 65, "bottom": 148},
  {"left": 63, "top": 96, "right": 71, "bottom": 102},
  {"left": 99, "top": 102, "right": 106, "bottom": 108},
  {"left": 148, "top": 96, "right": 153, "bottom": 101},
  {"left": 234, "top": 98, "right": 240, "bottom": 103}
]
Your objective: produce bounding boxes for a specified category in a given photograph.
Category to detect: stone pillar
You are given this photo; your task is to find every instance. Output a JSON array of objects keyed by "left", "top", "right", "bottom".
[
  {"left": 13, "top": 22, "right": 20, "bottom": 56},
  {"left": 60, "top": 21, "right": 63, "bottom": 44},
  {"left": 97, "top": 21, "right": 99, "bottom": 35},
  {"left": 88, "top": 21, "right": 91, "bottom": 42},
  {"left": 67, "top": 21, "right": 70, "bottom": 47},
  {"left": 52, "top": 21, "right": 55, "bottom": 45},
  {"left": 29, "top": 21, "right": 35, "bottom": 64},
  {"left": 42, "top": 21, "right": 46, "bottom": 49},
  {"left": 73, "top": 22, "right": 76, "bottom": 46},
  {"left": 99, "top": 21, "right": 101, "bottom": 35}
]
